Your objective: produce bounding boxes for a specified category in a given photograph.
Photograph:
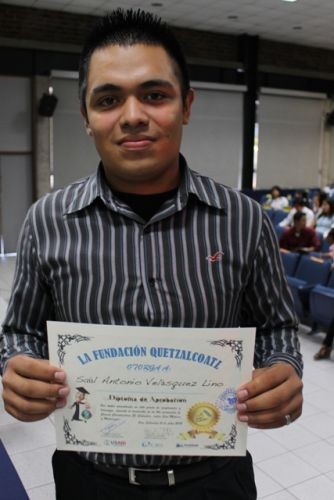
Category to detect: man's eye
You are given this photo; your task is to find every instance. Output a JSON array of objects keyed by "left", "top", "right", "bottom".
[
  {"left": 97, "top": 96, "right": 118, "bottom": 107},
  {"left": 144, "top": 92, "right": 166, "bottom": 102}
]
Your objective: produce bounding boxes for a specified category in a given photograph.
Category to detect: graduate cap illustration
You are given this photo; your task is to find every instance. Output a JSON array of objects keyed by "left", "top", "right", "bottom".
[{"left": 76, "top": 387, "right": 90, "bottom": 395}]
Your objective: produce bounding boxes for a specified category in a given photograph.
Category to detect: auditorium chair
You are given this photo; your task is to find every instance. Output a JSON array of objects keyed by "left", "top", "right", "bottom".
[
  {"left": 280, "top": 251, "right": 300, "bottom": 277},
  {"left": 275, "top": 225, "right": 286, "bottom": 241},
  {"left": 272, "top": 209, "right": 288, "bottom": 225},
  {"left": 287, "top": 255, "right": 332, "bottom": 321},
  {"left": 309, "top": 269, "right": 334, "bottom": 329}
]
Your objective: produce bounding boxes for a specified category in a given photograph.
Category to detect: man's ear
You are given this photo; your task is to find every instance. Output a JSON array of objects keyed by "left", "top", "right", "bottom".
[
  {"left": 183, "top": 88, "right": 194, "bottom": 125},
  {"left": 80, "top": 106, "right": 93, "bottom": 136}
]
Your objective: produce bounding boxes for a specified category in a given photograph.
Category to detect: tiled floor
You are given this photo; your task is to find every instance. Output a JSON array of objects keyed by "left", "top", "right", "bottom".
[{"left": 1, "top": 255, "right": 334, "bottom": 499}]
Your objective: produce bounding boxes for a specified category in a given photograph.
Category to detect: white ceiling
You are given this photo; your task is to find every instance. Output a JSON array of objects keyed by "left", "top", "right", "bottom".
[{"left": 2, "top": 0, "right": 334, "bottom": 51}]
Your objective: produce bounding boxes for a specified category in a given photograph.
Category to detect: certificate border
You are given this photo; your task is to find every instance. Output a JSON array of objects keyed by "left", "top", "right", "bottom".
[
  {"left": 48, "top": 324, "right": 255, "bottom": 456},
  {"left": 57, "top": 334, "right": 92, "bottom": 365},
  {"left": 56, "top": 336, "right": 241, "bottom": 452},
  {"left": 63, "top": 418, "right": 97, "bottom": 447},
  {"left": 209, "top": 339, "right": 243, "bottom": 368}
]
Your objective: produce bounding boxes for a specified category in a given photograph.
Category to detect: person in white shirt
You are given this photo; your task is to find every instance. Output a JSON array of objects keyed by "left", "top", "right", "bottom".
[
  {"left": 315, "top": 198, "right": 334, "bottom": 237},
  {"left": 279, "top": 198, "right": 315, "bottom": 228},
  {"left": 264, "top": 185, "right": 289, "bottom": 211}
]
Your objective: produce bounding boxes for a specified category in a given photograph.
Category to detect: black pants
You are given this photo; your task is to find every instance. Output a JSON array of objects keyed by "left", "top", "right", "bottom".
[
  {"left": 322, "top": 318, "right": 334, "bottom": 347},
  {"left": 52, "top": 450, "right": 257, "bottom": 500}
]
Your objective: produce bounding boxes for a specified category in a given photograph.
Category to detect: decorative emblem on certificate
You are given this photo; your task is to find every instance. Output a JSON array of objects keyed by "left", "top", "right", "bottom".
[
  {"left": 47, "top": 323, "right": 255, "bottom": 457},
  {"left": 188, "top": 402, "right": 220, "bottom": 432},
  {"left": 180, "top": 402, "right": 224, "bottom": 441}
]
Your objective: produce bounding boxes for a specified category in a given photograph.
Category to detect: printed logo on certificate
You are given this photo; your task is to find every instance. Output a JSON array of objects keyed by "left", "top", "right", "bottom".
[{"left": 47, "top": 322, "right": 255, "bottom": 456}]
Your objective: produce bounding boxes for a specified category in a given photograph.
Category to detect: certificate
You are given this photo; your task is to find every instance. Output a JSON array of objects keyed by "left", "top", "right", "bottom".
[{"left": 47, "top": 322, "right": 255, "bottom": 456}]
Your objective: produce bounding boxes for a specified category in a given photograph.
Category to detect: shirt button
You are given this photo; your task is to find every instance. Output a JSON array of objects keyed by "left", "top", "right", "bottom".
[{"left": 148, "top": 278, "right": 155, "bottom": 286}]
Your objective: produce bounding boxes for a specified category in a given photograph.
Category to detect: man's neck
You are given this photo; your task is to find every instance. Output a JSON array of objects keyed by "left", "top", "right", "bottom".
[
  {"left": 114, "top": 187, "right": 178, "bottom": 221},
  {"left": 103, "top": 165, "right": 181, "bottom": 195}
]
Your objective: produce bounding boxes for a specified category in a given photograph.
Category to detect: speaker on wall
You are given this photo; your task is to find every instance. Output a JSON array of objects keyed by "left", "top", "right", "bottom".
[
  {"left": 326, "top": 110, "right": 334, "bottom": 127},
  {"left": 38, "top": 92, "right": 58, "bottom": 117}
]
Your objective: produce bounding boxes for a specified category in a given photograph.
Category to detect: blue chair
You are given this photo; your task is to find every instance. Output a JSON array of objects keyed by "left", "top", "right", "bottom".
[
  {"left": 263, "top": 208, "right": 275, "bottom": 222},
  {"left": 316, "top": 231, "right": 323, "bottom": 250},
  {"left": 280, "top": 251, "right": 300, "bottom": 277},
  {"left": 272, "top": 209, "right": 288, "bottom": 225},
  {"left": 275, "top": 225, "right": 286, "bottom": 241},
  {"left": 287, "top": 255, "right": 332, "bottom": 320},
  {"left": 321, "top": 238, "right": 330, "bottom": 252},
  {"left": 311, "top": 235, "right": 330, "bottom": 253},
  {"left": 0, "top": 440, "right": 29, "bottom": 499},
  {"left": 309, "top": 270, "right": 334, "bottom": 328}
]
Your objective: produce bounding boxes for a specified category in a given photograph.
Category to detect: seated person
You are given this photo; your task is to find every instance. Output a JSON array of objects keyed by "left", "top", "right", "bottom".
[
  {"left": 279, "top": 198, "right": 315, "bottom": 228},
  {"left": 280, "top": 212, "right": 320, "bottom": 253},
  {"left": 319, "top": 228, "right": 334, "bottom": 263},
  {"left": 263, "top": 185, "right": 289, "bottom": 210},
  {"left": 293, "top": 189, "right": 309, "bottom": 205},
  {"left": 315, "top": 198, "right": 334, "bottom": 237},
  {"left": 324, "top": 181, "right": 334, "bottom": 199},
  {"left": 314, "top": 318, "right": 334, "bottom": 360},
  {"left": 312, "top": 190, "right": 327, "bottom": 217}
]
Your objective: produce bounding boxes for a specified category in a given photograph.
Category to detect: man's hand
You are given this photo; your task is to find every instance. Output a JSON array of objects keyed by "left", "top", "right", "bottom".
[
  {"left": 236, "top": 363, "right": 303, "bottom": 429},
  {"left": 2, "top": 355, "right": 70, "bottom": 422}
]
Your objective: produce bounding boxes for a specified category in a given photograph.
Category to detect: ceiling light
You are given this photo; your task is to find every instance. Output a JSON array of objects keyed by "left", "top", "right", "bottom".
[{"left": 282, "top": 0, "right": 298, "bottom": 3}]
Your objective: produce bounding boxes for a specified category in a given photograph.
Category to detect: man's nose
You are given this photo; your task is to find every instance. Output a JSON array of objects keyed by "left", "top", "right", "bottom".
[{"left": 120, "top": 97, "right": 148, "bottom": 129}]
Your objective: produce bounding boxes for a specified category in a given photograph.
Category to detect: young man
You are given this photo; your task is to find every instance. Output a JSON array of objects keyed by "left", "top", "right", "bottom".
[
  {"left": 279, "top": 197, "right": 315, "bottom": 228},
  {"left": 1, "top": 9, "right": 303, "bottom": 500},
  {"left": 280, "top": 212, "right": 320, "bottom": 253}
]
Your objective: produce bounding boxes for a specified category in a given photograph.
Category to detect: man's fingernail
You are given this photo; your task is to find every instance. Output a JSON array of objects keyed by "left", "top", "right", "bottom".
[
  {"left": 237, "top": 389, "right": 249, "bottom": 400},
  {"left": 54, "top": 371, "right": 66, "bottom": 382},
  {"left": 238, "top": 415, "right": 249, "bottom": 422},
  {"left": 58, "top": 387, "right": 69, "bottom": 397},
  {"left": 236, "top": 403, "right": 247, "bottom": 411}
]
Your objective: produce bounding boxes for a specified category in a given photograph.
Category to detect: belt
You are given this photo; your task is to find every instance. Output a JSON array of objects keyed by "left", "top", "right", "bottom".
[{"left": 93, "top": 458, "right": 228, "bottom": 487}]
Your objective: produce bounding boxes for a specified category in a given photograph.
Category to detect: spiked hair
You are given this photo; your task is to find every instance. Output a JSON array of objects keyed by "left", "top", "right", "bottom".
[{"left": 79, "top": 8, "right": 190, "bottom": 115}]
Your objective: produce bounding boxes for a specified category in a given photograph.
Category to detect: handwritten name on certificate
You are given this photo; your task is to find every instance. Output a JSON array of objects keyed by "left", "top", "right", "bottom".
[{"left": 47, "top": 322, "right": 255, "bottom": 456}]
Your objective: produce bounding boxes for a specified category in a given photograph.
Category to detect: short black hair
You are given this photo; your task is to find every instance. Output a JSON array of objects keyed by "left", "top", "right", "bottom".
[
  {"left": 79, "top": 8, "right": 190, "bottom": 115},
  {"left": 293, "top": 197, "right": 308, "bottom": 207},
  {"left": 293, "top": 211, "right": 306, "bottom": 223}
]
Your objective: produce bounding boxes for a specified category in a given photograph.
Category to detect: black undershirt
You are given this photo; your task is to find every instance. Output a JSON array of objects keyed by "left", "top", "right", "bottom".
[{"left": 113, "top": 188, "right": 178, "bottom": 221}]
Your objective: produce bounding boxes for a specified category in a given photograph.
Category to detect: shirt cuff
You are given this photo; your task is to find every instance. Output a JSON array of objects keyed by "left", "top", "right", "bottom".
[
  {"left": 264, "top": 353, "right": 303, "bottom": 379},
  {"left": 0, "top": 352, "right": 42, "bottom": 376}
]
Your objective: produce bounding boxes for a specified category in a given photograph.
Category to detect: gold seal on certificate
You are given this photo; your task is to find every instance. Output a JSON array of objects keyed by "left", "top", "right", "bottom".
[
  {"left": 47, "top": 322, "right": 255, "bottom": 457},
  {"left": 187, "top": 402, "right": 220, "bottom": 433}
]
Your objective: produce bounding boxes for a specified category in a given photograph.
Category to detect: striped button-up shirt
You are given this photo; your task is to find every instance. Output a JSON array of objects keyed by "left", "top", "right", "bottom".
[{"left": 1, "top": 159, "right": 302, "bottom": 467}]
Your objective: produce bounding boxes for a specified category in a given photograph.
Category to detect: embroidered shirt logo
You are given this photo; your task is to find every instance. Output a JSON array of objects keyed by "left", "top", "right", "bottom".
[{"left": 206, "top": 251, "right": 224, "bottom": 263}]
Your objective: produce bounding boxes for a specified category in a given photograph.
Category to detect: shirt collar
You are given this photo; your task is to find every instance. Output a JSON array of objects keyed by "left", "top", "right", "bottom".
[
  {"left": 64, "top": 163, "right": 117, "bottom": 215},
  {"left": 65, "top": 156, "right": 226, "bottom": 215},
  {"left": 178, "top": 155, "right": 226, "bottom": 211}
]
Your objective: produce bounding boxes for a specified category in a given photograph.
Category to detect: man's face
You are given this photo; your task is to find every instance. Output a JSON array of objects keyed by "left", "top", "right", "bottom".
[
  {"left": 83, "top": 44, "right": 194, "bottom": 194},
  {"left": 294, "top": 216, "right": 306, "bottom": 232}
]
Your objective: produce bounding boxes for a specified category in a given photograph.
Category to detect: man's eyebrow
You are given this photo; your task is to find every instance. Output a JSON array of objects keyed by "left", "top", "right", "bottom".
[
  {"left": 139, "top": 79, "right": 174, "bottom": 90},
  {"left": 91, "top": 83, "right": 121, "bottom": 96},
  {"left": 91, "top": 80, "right": 174, "bottom": 96}
]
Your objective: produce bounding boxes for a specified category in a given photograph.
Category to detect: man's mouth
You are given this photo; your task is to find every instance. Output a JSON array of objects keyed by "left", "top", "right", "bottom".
[{"left": 118, "top": 136, "right": 156, "bottom": 150}]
